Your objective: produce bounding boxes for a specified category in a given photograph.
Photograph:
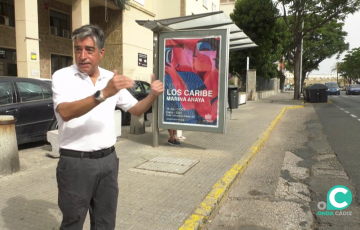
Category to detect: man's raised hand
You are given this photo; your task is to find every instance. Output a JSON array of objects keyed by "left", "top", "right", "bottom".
[
  {"left": 150, "top": 74, "right": 164, "bottom": 97},
  {"left": 103, "top": 69, "right": 135, "bottom": 99}
]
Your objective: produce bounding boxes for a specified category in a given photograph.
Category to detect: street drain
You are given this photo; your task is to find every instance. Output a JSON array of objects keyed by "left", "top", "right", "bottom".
[{"left": 134, "top": 156, "right": 199, "bottom": 175}]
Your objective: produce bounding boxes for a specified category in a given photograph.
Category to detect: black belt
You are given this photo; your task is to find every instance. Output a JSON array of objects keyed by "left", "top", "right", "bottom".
[{"left": 59, "top": 146, "right": 115, "bottom": 159}]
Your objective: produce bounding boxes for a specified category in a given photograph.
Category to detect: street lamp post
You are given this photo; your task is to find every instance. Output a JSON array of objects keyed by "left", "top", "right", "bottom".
[
  {"left": 336, "top": 62, "right": 339, "bottom": 85},
  {"left": 299, "top": 21, "right": 304, "bottom": 97}
]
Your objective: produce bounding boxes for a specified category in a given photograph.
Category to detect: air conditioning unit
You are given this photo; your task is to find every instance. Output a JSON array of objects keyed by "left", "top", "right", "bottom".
[
  {"left": 50, "top": 26, "right": 57, "bottom": 36},
  {"left": 0, "top": 15, "right": 10, "bottom": 26},
  {"left": 62, "top": 29, "right": 70, "bottom": 39}
]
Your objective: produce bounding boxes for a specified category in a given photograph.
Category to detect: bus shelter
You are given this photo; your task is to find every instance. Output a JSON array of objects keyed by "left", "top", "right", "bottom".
[{"left": 136, "top": 11, "right": 257, "bottom": 147}]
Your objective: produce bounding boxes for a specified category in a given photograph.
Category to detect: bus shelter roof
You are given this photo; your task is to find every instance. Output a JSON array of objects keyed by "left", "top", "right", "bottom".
[{"left": 136, "top": 11, "right": 257, "bottom": 51}]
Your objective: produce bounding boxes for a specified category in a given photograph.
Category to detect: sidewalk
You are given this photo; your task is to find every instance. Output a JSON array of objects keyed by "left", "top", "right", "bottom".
[{"left": 0, "top": 92, "right": 302, "bottom": 230}]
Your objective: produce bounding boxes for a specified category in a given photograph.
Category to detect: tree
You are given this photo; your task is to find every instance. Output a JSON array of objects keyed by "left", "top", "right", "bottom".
[
  {"left": 338, "top": 47, "right": 360, "bottom": 83},
  {"left": 229, "top": 0, "right": 287, "bottom": 81},
  {"left": 277, "top": 0, "right": 360, "bottom": 99},
  {"left": 285, "top": 19, "right": 348, "bottom": 89}
]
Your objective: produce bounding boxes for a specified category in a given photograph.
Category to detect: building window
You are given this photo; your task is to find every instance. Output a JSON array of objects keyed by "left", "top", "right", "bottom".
[
  {"left": 49, "top": 10, "right": 71, "bottom": 39},
  {"left": 51, "top": 54, "right": 73, "bottom": 76},
  {"left": 0, "top": 0, "right": 15, "bottom": 27},
  {"left": 203, "top": 0, "right": 208, "bottom": 9},
  {"left": 0, "top": 47, "right": 17, "bottom": 76},
  {"left": 212, "top": 3, "right": 217, "bottom": 11}
]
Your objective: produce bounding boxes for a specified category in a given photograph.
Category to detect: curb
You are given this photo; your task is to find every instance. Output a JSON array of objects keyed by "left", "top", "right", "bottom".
[{"left": 179, "top": 104, "right": 304, "bottom": 230}]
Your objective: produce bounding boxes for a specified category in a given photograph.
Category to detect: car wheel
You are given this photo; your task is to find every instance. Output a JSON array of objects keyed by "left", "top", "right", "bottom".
[
  {"left": 122, "top": 111, "right": 131, "bottom": 126},
  {"left": 50, "top": 120, "right": 58, "bottom": 130}
]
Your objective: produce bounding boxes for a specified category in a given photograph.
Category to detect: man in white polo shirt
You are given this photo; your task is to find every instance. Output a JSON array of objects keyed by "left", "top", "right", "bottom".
[{"left": 52, "top": 24, "right": 163, "bottom": 230}]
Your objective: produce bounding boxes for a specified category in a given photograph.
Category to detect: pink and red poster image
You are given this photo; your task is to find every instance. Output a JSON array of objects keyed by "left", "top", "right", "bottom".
[{"left": 163, "top": 37, "right": 221, "bottom": 127}]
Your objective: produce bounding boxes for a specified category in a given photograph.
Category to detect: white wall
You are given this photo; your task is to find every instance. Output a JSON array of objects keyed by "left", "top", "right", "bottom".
[
  {"left": 122, "top": 1, "right": 155, "bottom": 82},
  {"left": 186, "top": 0, "right": 220, "bottom": 15},
  {"left": 220, "top": 3, "right": 235, "bottom": 18},
  {"left": 122, "top": 0, "right": 223, "bottom": 82},
  {"left": 154, "top": 0, "right": 181, "bottom": 19}
]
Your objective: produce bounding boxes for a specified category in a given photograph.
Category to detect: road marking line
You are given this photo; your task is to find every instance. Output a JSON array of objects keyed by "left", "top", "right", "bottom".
[
  {"left": 358, "top": 119, "right": 360, "bottom": 122},
  {"left": 351, "top": 114, "right": 357, "bottom": 118},
  {"left": 340, "top": 108, "right": 345, "bottom": 110},
  {"left": 178, "top": 104, "right": 304, "bottom": 230},
  {"left": 345, "top": 111, "right": 350, "bottom": 113}
]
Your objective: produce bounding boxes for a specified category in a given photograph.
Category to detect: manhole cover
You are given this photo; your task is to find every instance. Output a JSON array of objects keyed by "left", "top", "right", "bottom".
[{"left": 134, "top": 156, "right": 199, "bottom": 175}]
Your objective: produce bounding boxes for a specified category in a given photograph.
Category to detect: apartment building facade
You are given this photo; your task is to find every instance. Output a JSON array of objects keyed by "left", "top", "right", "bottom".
[
  {"left": 219, "top": 0, "right": 235, "bottom": 17},
  {"left": 0, "top": 0, "right": 220, "bottom": 81}
]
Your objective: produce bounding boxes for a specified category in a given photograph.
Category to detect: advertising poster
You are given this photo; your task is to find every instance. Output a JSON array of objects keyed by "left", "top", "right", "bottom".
[{"left": 162, "top": 37, "right": 221, "bottom": 127}]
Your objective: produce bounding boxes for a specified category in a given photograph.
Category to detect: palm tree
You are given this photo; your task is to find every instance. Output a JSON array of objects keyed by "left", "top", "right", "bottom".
[{"left": 331, "top": 62, "right": 342, "bottom": 85}]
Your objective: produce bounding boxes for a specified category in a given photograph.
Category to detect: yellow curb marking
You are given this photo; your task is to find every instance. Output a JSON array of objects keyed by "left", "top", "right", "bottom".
[{"left": 179, "top": 104, "right": 304, "bottom": 230}]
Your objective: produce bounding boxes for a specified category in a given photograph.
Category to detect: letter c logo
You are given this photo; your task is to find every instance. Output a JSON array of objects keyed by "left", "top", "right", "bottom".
[
  {"left": 329, "top": 188, "right": 348, "bottom": 208},
  {"left": 327, "top": 185, "right": 352, "bottom": 210}
]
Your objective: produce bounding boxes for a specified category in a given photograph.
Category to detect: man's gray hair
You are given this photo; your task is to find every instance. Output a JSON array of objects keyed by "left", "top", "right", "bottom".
[{"left": 72, "top": 24, "right": 105, "bottom": 50}]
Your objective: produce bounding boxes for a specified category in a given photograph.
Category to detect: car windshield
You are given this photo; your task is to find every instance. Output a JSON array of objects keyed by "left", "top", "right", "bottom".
[
  {"left": 43, "top": 80, "right": 52, "bottom": 85},
  {"left": 350, "top": 85, "right": 360, "bottom": 88},
  {"left": 325, "top": 83, "right": 338, "bottom": 87}
]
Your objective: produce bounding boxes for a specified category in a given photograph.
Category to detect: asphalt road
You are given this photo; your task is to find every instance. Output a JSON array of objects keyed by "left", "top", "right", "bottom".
[{"left": 313, "top": 91, "right": 360, "bottom": 202}]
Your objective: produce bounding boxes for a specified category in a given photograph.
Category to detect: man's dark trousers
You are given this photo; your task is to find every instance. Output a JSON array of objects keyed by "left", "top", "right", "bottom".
[{"left": 56, "top": 150, "right": 119, "bottom": 230}]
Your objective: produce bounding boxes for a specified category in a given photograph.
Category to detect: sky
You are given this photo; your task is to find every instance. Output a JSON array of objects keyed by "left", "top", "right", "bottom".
[{"left": 311, "top": 12, "right": 360, "bottom": 75}]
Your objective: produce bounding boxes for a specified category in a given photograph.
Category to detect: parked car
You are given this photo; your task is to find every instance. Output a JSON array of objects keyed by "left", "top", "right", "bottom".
[
  {"left": 31, "top": 78, "right": 152, "bottom": 126},
  {"left": 39, "top": 78, "right": 52, "bottom": 85},
  {"left": 325, "top": 82, "right": 340, "bottom": 95},
  {"left": 40, "top": 78, "right": 153, "bottom": 126},
  {"left": 117, "top": 80, "right": 152, "bottom": 125},
  {"left": 0, "top": 76, "right": 151, "bottom": 146},
  {"left": 27, "top": 78, "right": 152, "bottom": 126},
  {"left": 0, "top": 76, "right": 57, "bottom": 145},
  {"left": 346, "top": 84, "right": 360, "bottom": 95}
]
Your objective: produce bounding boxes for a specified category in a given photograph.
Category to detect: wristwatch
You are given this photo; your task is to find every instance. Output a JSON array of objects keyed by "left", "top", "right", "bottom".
[{"left": 94, "top": 90, "right": 105, "bottom": 102}]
